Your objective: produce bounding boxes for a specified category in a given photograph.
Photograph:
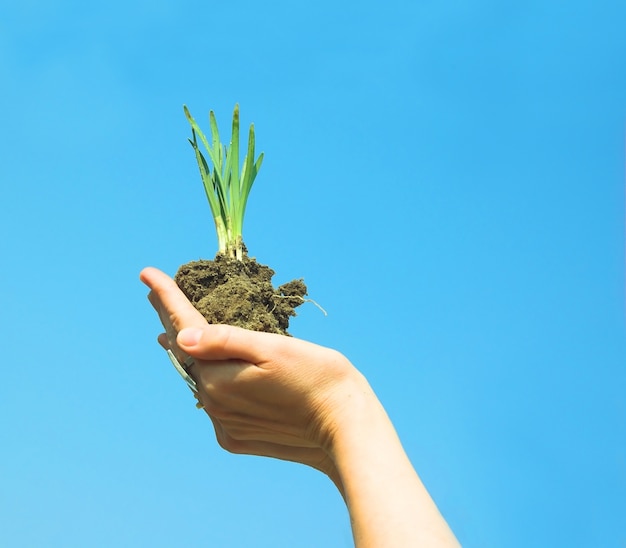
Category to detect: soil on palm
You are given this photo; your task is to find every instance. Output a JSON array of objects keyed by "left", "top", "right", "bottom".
[{"left": 174, "top": 253, "right": 307, "bottom": 335}]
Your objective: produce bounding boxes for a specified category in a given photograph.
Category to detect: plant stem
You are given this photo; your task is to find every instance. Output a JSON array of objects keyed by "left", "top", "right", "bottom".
[{"left": 184, "top": 104, "right": 263, "bottom": 260}]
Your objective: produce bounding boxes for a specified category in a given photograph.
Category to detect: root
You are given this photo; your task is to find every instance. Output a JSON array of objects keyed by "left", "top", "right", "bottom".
[{"left": 272, "top": 294, "right": 328, "bottom": 316}]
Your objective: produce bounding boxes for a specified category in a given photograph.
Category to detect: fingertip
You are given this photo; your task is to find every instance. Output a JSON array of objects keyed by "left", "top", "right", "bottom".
[
  {"left": 139, "top": 266, "right": 155, "bottom": 282},
  {"left": 177, "top": 327, "right": 203, "bottom": 348},
  {"left": 140, "top": 266, "right": 169, "bottom": 288},
  {"left": 157, "top": 332, "right": 170, "bottom": 349}
]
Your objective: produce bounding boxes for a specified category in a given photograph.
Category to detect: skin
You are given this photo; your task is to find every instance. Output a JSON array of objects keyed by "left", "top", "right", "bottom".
[{"left": 140, "top": 266, "right": 460, "bottom": 547}]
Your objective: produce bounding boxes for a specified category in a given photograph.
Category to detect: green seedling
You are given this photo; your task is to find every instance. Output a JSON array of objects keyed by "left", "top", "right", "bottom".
[{"left": 184, "top": 104, "right": 264, "bottom": 260}]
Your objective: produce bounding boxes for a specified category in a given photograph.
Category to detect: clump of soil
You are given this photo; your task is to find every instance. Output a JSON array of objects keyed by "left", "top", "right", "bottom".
[{"left": 174, "top": 252, "right": 307, "bottom": 335}]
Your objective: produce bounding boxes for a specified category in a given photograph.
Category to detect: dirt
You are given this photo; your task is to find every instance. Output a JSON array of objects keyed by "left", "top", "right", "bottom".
[{"left": 174, "top": 252, "right": 307, "bottom": 335}]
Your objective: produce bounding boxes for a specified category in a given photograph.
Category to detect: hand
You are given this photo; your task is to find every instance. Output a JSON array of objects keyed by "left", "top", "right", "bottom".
[
  {"left": 140, "top": 267, "right": 369, "bottom": 489},
  {"left": 141, "top": 267, "right": 459, "bottom": 546}
]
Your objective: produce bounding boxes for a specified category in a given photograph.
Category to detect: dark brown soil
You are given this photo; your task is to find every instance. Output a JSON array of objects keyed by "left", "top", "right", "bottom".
[{"left": 174, "top": 252, "right": 307, "bottom": 335}]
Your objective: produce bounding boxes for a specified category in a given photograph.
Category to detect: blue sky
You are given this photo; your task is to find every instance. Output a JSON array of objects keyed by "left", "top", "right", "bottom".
[{"left": 1, "top": 1, "right": 625, "bottom": 546}]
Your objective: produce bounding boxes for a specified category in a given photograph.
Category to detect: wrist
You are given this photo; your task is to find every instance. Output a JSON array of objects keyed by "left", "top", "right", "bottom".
[
  {"left": 319, "top": 376, "right": 460, "bottom": 547},
  {"left": 312, "top": 370, "right": 380, "bottom": 501},
  {"left": 326, "top": 381, "right": 399, "bottom": 474},
  {"left": 317, "top": 370, "right": 392, "bottom": 470}
]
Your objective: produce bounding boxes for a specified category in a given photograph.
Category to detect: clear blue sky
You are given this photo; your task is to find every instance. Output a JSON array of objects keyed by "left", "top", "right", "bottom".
[{"left": 1, "top": 1, "right": 625, "bottom": 546}]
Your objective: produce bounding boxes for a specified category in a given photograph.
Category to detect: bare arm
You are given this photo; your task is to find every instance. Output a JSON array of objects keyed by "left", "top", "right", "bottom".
[
  {"left": 324, "top": 377, "right": 459, "bottom": 547},
  {"left": 140, "top": 267, "right": 459, "bottom": 547}
]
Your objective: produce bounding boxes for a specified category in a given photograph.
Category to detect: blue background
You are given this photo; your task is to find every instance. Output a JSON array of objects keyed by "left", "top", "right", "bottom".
[{"left": 1, "top": 1, "right": 625, "bottom": 546}]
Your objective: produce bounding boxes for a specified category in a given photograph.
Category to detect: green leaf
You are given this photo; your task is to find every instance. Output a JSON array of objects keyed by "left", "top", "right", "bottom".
[{"left": 184, "top": 104, "right": 263, "bottom": 258}]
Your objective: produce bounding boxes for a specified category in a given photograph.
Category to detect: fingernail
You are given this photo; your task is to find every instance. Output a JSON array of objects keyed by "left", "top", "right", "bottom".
[{"left": 178, "top": 327, "right": 202, "bottom": 347}]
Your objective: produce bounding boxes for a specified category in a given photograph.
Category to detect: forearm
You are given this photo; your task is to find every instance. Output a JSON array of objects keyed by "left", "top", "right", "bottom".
[{"left": 326, "top": 378, "right": 459, "bottom": 547}]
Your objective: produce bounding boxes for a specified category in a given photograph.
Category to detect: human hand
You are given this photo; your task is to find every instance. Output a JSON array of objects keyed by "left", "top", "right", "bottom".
[
  {"left": 141, "top": 267, "right": 460, "bottom": 546},
  {"left": 140, "top": 267, "right": 369, "bottom": 487}
]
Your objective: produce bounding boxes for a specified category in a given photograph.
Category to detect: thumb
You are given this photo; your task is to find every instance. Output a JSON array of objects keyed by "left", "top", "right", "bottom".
[{"left": 176, "top": 324, "right": 283, "bottom": 363}]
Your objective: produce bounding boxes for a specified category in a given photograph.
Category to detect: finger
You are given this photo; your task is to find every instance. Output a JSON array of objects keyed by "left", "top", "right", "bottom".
[
  {"left": 209, "top": 425, "right": 328, "bottom": 467},
  {"left": 140, "top": 267, "right": 207, "bottom": 336},
  {"left": 157, "top": 332, "right": 170, "bottom": 350},
  {"left": 148, "top": 292, "right": 174, "bottom": 341},
  {"left": 176, "top": 323, "right": 289, "bottom": 364}
]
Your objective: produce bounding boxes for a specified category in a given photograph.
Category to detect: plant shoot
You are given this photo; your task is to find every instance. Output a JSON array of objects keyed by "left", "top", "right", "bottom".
[{"left": 184, "top": 104, "right": 264, "bottom": 260}]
